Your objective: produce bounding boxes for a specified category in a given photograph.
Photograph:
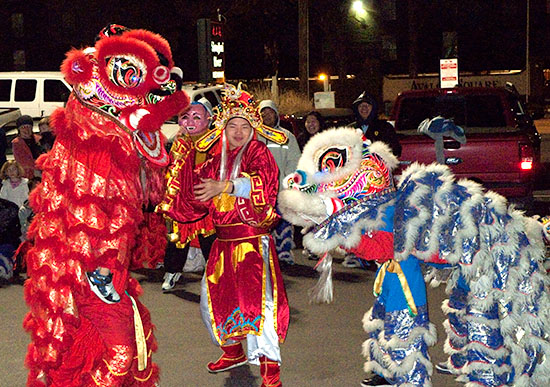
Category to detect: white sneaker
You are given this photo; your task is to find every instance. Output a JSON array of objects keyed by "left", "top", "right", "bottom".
[
  {"left": 162, "top": 272, "right": 181, "bottom": 291},
  {"left": 435, "top": 361, "right": 453, "bottom": 375}
]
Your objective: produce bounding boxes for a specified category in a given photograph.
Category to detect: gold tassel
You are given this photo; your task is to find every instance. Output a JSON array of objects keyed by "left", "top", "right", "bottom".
[{"left": 128, "top": 295, "right": 148, "bottom": 371}]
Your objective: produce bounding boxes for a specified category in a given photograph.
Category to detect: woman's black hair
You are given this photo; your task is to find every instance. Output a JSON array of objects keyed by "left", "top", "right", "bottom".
[{"left": 305, "top": 110, "right": 325, "bottom": 131}]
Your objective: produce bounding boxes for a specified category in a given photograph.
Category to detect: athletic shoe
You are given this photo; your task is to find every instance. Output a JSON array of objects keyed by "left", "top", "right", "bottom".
[
  {"left": 342, "top": 254, "right": 362, "bottom": 268},
  {"left": 360, "top": 373, "right": 392, "bottom": 386},
  {"left": 86, "top": 269, "right": 120, "bottom": 304},
  {"left": 302, "top": 249, "right": 319, "bottom": 261},
  {"left": 162, "top": 272, "right": 181, "bottom": 291},
  {"left": 342, "top": 254, "right": 376, "bottom": 271},
  {"left": 435, "top": 361, "right": 453, "bottom": 375},
  {"left": 278, "top": 251, "right": 295, "bottom": 265}
]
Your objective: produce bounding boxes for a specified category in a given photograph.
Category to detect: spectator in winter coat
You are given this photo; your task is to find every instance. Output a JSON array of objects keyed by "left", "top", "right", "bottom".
[
  {"left": 0, "top": 125, "right": 7, "bottom": 168},
  {"left": 0, "top": 160, "right": 29, "bottom": 208},
  {"left": 38, "top": 117, "right": 56, "bottom": 153},
  {"left": 12, "top": 115, "right": 42, "bottom": 179},
  {"left": 258, "top": 100, "right": 301, "bottom": 265},
  {"left": 0, "top": 197, "right": 21, "bottom": 281},
  {"left": 351, "top": 91, "right": 402, "bottom": 157},
  {"left": 297, "top": 110, "right": 326, "bottom": 150}
]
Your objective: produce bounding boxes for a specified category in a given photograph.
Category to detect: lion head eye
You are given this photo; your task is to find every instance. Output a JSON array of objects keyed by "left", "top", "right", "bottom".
[
  {"left": 284, "top": 170, "right": 308, "bottom": 190},
  {"left": 293, "top": 170, "right": 307, "bottom": 185},
  {"left": 317, "top": 147, "right": 348, "bottom": 173},
  {"left": 105, "top": 55, "right": 146, "bottom": 88}
]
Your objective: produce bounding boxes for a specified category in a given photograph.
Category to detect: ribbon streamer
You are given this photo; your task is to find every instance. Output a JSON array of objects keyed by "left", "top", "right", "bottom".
[{"left": 128, "top": 293, "right": 148, "bottom": 371}]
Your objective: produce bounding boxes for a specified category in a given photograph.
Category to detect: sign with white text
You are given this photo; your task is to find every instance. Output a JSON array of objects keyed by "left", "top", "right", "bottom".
[
  {"left": 197, "top": 19, "right": 225, "bottom": 84},
  {"left": 440, "top": 58, "right": 458, "bottom": 88}
]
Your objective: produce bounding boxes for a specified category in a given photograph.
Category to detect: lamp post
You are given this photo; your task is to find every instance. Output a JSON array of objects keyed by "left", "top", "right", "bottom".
[
  {"left": 319, "top": 73, "right": 329, "bottom": 92},
  {"left": 298, "top": 0, "right": 309, "bottom": 98},
  {"left": 526, "top": 0, "right": 530, "bottom": 102}
]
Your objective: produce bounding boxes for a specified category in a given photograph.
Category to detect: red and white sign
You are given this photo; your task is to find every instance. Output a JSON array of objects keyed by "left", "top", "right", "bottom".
[{"left": 440, "top": 58, "right": 459, "bottom": 88}]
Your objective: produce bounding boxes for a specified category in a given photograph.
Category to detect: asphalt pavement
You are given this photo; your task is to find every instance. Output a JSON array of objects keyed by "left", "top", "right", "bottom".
[
  {"left": 1, "top": 120, "right": 548, "bottom": 387},
  {"left": 2, "top": 252, "right": 461, "bottom": 387}
]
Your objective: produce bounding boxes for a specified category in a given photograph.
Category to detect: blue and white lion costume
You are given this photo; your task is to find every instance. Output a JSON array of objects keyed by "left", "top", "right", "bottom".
[{"left": 279, "top": 127, "right": 550, "bottom": 386}]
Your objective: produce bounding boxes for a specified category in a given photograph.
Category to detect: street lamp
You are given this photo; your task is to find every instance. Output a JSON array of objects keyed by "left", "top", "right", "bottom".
[
  {"left": 319, "top": 73, "right": 329, "bottom": 91},
  {"left": 351, "top": 0, "right": 368, "bottom": 23}
]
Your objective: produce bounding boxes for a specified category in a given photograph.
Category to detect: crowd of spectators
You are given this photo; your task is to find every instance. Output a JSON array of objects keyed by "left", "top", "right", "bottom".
[{"left": 0, "top": 115, "right": 56, "bottom": 283}]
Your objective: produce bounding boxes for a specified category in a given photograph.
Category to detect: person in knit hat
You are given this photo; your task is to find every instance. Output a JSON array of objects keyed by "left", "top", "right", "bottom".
[
  {"left": 12, "top": 115, "right": 41, "bottom": 179},
  {"left": 258, "top": 100, "right": 301, "bottom": 265},
  {"left": 351, "top": 91, "right": 401, "bottom": 157}
]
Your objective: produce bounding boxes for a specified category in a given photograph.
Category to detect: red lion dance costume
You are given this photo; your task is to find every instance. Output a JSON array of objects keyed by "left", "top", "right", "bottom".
[{"left": 23, "top": 24, "right": 189, "bottom": 386}]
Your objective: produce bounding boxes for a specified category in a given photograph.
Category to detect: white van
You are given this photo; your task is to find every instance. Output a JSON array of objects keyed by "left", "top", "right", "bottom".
[
  {"left": 0, "top": 72, "right": 221, "bottom": 122},
  {"left": 0, "top": 72, "right": 71, "bottom": 118},
  {"left": 182, "top": 83, "right": 222, "bottom": 107}
]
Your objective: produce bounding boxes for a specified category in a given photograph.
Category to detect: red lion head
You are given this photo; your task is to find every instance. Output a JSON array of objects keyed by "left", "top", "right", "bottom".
[{"left": 60, "top": 24, "right": 189, "bottom": 165}]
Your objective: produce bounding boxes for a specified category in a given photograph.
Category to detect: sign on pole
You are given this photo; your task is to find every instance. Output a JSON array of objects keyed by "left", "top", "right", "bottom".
[
  {"left": 440, "top": 58, "right": 458, "bottom": 88},
  {"left": 197, "top": 19, "right": 225, "bottom": 84},
  {"left": 314, "top": 92, "right": 335, "bottom": 109}
]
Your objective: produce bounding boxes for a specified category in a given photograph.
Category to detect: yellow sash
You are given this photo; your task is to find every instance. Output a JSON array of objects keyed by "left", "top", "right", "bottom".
[{"left": 373, "top": 260, "right": 418, "bottom": 317}]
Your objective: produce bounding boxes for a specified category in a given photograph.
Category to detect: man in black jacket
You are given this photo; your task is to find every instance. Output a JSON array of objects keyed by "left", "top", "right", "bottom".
[
  {"left": 343, "top": 91, "right": 402, "bottom": 271},
  {"left": 351, "top": 91, "right": 402, "bottom": 157}
]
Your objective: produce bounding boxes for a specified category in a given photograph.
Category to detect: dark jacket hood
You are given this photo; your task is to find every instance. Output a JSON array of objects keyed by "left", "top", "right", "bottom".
[{"left": 352, "top": 91, "right": 378, "bottom": 125}]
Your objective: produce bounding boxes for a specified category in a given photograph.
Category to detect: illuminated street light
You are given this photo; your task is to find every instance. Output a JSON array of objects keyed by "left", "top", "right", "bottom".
[
  {"left": 351, "top": 0, "right": 368, "bottom": 22},
  {"left": 319, "top": 73, "right": 329, "bottom": 91}
]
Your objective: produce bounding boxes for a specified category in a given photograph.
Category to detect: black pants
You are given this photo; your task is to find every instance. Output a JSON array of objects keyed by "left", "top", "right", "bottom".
[{"left": 164, "top": 233, "right": 216, "bottom": 273}]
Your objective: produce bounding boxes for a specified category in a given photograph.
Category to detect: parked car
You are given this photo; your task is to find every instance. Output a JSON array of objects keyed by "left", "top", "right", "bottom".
[
  {"left": 1, "top": 74, "right": 222, "bottom": 146},
  {"left": 1, "top": 108, "right": 21, "bottom": 164},
  {"left": 391, "top": 86, "right": 542, "bottom": 209},
  {"left": 0, "top": 107, "right": 21, "bottom": 127},
  {"left": 289, "top": 108, "right": 355, "bottom": 128},
  {"left": 0, "top": 72, "right": 70, "bottom": 118}
]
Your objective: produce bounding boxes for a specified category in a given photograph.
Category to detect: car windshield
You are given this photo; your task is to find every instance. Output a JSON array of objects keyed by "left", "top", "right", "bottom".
[{"left": 396, "top": 94, "right": 507, "bottom": 131}]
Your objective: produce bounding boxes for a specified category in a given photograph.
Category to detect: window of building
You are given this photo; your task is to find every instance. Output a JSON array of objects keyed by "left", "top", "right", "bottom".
[
  {"left": 382, "top": 35, "right": 397, "bottom": 61},
  {"left": 11, "top": 13, "right": 24, "bottom": 38},
  {"left": 13, "top": 50, "right": 26, "bottom": 70}
]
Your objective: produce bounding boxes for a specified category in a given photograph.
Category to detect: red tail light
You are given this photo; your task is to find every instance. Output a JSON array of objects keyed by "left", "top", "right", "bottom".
[
  {"left": 519, "top": 144, "right": 533, "bottom": 171},
  {"left": 520, "top": 160, "right": 533, "bottom": 170}
]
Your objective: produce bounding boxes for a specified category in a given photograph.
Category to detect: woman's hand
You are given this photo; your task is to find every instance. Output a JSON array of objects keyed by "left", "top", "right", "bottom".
[{"left": 194, "top": 178, "right": 232, "bottom": 202}]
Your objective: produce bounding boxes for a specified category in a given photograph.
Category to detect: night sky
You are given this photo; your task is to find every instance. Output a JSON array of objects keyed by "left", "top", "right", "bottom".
[{"left": 1, "top": 0, "right": 539, "bottom": 80}]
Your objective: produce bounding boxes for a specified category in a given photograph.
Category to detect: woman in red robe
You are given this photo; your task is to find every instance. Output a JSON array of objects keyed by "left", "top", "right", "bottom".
[{"left": 173, "top": 83, "right": 289, "bottom": 387}]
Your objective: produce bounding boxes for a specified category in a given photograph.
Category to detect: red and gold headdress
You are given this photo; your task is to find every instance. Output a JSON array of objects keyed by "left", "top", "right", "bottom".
[{"left": 195, "top": 83, "right": 288, "bottom": 152}]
